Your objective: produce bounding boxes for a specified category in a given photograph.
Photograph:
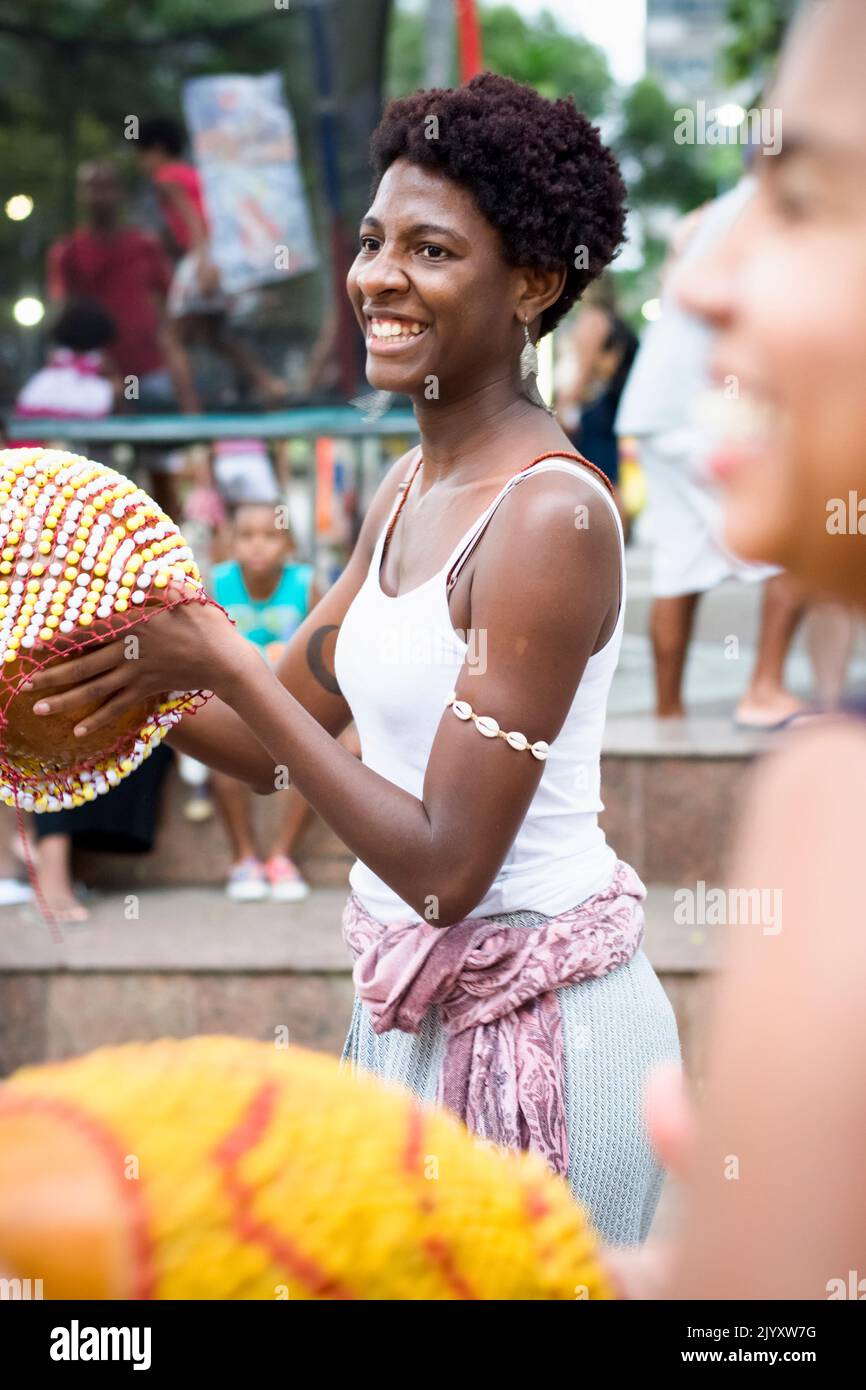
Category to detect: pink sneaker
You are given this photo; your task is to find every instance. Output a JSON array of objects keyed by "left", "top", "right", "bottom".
[
  {"left": 264, "top": 855, "right": 310, "bottom": 903},
  {"left": 226, "top": 857, "right": 269, "bottom": 902}
]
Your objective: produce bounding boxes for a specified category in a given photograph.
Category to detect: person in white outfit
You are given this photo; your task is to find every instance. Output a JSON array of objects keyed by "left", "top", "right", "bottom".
[{"left": 616, "top": 179, "right": 808, "bottom": 726}]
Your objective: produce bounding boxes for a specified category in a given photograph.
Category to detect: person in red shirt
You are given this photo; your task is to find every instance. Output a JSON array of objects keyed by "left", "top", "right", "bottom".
[
  {"left": 46, "top": 160, "right": 173, "bottom": 399},
  {"left": 137, "top": 116, "right": 287, "bottom": 413}
]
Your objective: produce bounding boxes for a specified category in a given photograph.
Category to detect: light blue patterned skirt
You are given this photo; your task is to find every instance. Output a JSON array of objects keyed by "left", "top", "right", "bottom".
[{"left": 340, "top": 905, "right": 681, "bottom": 1246}]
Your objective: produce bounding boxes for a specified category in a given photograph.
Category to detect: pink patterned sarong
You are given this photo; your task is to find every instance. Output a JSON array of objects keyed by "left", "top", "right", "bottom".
[{"left": 341, "top": 859, "right": 646, "bottom": 1178}]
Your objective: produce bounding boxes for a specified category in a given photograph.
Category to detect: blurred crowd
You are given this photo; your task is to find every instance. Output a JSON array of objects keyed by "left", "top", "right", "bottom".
[{"left": 1, "top": 113, "right": 365, "bottom": 920}]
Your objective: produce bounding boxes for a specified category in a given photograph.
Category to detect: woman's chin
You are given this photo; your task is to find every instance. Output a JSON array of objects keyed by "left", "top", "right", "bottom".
[{"left": 364, "top": 358, "right": 427, "bottom": 398}]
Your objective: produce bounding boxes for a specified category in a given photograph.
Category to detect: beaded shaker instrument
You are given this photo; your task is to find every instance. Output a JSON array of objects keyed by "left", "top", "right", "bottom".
[
  {"left": 0, "top": 1035, "right": 614, "bottom": 1300},
  {"left": 0, "top": 448, "right": 217, "bottom": 817}
]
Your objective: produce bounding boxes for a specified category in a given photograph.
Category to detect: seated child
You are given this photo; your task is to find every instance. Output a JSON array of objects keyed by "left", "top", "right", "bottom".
[
  {"left": 211, "top": 501, "right": 320, "bottom": 901},
  {"left": 15, "top": 299, "right": 119, "bottom": 439}
]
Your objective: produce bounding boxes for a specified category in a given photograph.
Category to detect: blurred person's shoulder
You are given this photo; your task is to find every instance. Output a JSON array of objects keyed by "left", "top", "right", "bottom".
[
  {"left": 740, "top": 708, "right": 866, "bottom": 910},
  {"left": 753, "top": 706, "right": 866, "bottom": 798}
]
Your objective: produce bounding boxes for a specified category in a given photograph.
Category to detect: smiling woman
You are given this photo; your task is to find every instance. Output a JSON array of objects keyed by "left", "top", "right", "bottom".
[{"left": 23, "top": 71, "right": 680, "bottom": 1246}]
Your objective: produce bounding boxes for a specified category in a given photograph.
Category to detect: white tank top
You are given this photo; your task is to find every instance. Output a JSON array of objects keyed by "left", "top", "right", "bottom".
[{"left": 334, "top": 453, "right": 626, "bottom": 923}]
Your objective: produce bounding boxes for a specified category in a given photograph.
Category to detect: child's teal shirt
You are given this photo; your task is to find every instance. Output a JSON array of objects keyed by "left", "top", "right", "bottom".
[{"left": 212, "top": 560, "right": 314, "bottom": 649}]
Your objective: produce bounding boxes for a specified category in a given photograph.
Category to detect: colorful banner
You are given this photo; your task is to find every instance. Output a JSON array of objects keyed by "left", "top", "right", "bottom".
[{"left": 183, "top": 72, "right": 319, "bottom": 294}]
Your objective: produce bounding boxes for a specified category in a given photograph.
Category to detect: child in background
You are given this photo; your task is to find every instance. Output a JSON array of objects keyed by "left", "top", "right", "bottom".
[
  {"left": 211, "top": 502, "right": 319, "bottom": 901},
  {"left": 15, "top": 300, "right": 119, "bottom": 434}
]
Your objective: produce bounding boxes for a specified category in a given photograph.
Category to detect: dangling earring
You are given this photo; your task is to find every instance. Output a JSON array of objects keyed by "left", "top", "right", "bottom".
[{"left": 519, "top": 315, "right": 554, "bottom": 414}]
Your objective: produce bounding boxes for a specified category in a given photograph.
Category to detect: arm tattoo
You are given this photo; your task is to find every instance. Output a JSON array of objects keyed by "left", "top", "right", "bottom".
[{"left": 306, "top": 624, "right": 342, "bottom": 696}]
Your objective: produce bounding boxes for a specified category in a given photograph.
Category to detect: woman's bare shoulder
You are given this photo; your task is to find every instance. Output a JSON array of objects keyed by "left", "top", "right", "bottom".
[
  {"left": 734, "top": 713, "right": 866, "bottom": 960},
  {"left": 466, "top": 457, "right": 622, "bottom": 660},
  {"left": 481, "top": 459, "right": 621, "bottom": 590},
  {"left": 748, "top": 713, "right": 866, "bottom": 809}
]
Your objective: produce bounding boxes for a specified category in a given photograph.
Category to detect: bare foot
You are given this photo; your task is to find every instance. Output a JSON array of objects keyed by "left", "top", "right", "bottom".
[
  {"left": 9, "top": 832, "right": 33, "bottom": 866},
  {"left": 39, "top": 888, "right": 89, "bottom": 924},
  {"left": 734, "top": 690, "right": 806, "bottom": 730}
]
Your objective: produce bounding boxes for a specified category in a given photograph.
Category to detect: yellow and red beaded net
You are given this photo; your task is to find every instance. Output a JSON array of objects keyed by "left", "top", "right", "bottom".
[{"left": 0, "top": 448, "right": 221, "bottom": 830}]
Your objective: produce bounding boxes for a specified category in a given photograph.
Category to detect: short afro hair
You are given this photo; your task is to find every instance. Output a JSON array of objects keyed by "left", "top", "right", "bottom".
[{"left": 369, "top": 71, "right": 627, "bottom": 338}]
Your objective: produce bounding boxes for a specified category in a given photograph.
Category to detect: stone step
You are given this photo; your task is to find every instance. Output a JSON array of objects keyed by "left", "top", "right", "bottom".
[
  {"left": 600, "top": 713, "right": 769, "bottom": 886},
  {"left": 0, "top": 883, "right": 716, "bottom": 1082}
]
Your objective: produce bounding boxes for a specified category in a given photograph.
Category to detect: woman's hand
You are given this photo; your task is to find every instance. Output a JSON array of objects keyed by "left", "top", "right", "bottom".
[{"left": 21, "top": 592, "right": 253, "bottom": 740}]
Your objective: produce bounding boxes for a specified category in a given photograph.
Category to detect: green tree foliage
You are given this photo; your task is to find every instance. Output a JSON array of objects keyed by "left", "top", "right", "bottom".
[
  {"left": 722, "top": 0, "right": 798, "bottom": 89},
  {"left": 618, "top": 78, "right": 719, "bottom": 213},
  {"left": 388, "top": 4, "right": 611, "bottom": 114}
]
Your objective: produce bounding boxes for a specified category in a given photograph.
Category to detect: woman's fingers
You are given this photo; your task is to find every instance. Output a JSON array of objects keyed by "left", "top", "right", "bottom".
[
  {"left": 23, "top": 640, "right": 125, "bottom": 693},
  {"left": 30, "top": 666, "right": 129, "bottom": 720},
  {"left": 70, "top": 687, "right": 145, "bottom": 740}
]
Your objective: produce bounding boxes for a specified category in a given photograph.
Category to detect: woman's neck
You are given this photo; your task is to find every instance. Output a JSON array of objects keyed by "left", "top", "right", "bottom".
[{"left": 411, "top": 376, "right": 567, "bottom": 487}]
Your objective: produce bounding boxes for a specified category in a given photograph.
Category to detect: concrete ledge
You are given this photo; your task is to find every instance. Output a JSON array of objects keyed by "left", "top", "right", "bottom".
[
  {"left": 0, "top": 887, "right": 352, "bottom": 973},
  {"left": 0, "top": 884, "right": 716, "bottom": 1081},
  {"left": 0, "top": 971, "right": 356, "bottom": 1075},
  {"left": 602, "top": 714, "right": 770, "bottom": 759},
  {"left": 0, "top": 884, "right": 716, "bottom": 974}
]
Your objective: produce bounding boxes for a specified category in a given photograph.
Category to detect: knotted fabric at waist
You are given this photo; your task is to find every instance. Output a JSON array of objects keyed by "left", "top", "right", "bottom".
[{"left": 341, "top": 858, "right": 646, "bottom": 1179}]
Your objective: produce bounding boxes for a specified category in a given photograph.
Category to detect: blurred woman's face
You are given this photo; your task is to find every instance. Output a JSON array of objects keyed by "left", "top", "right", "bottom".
[{"left": 677, "top": 0, "right": 866, "bottom": 605}]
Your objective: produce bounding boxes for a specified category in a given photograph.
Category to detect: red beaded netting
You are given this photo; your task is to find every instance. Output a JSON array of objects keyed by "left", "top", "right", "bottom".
[{"left": 0, "top": 448, "right": 229, "bottom": 935}]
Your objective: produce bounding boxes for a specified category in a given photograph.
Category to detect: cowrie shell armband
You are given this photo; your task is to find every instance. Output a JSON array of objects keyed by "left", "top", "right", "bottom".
[{"left": 445, "top": 690, "right": 549, "bottom": 760}]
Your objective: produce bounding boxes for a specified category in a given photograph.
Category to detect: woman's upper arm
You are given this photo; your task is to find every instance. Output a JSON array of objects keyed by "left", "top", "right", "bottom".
[
  {"left": 419, "top": 476, "right": 620, "bottom": 922},
  {"left": 666, "top": 722, "right": 866, "bottom": 1298}
]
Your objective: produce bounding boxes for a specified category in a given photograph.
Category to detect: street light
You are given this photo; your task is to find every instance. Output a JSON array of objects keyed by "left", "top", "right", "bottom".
[
  {"left": 13, "top": 296, "right": 45, "bottom": 327},
  {"left": 5, "top": 194, "right": 34, "bottom": 221}
]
